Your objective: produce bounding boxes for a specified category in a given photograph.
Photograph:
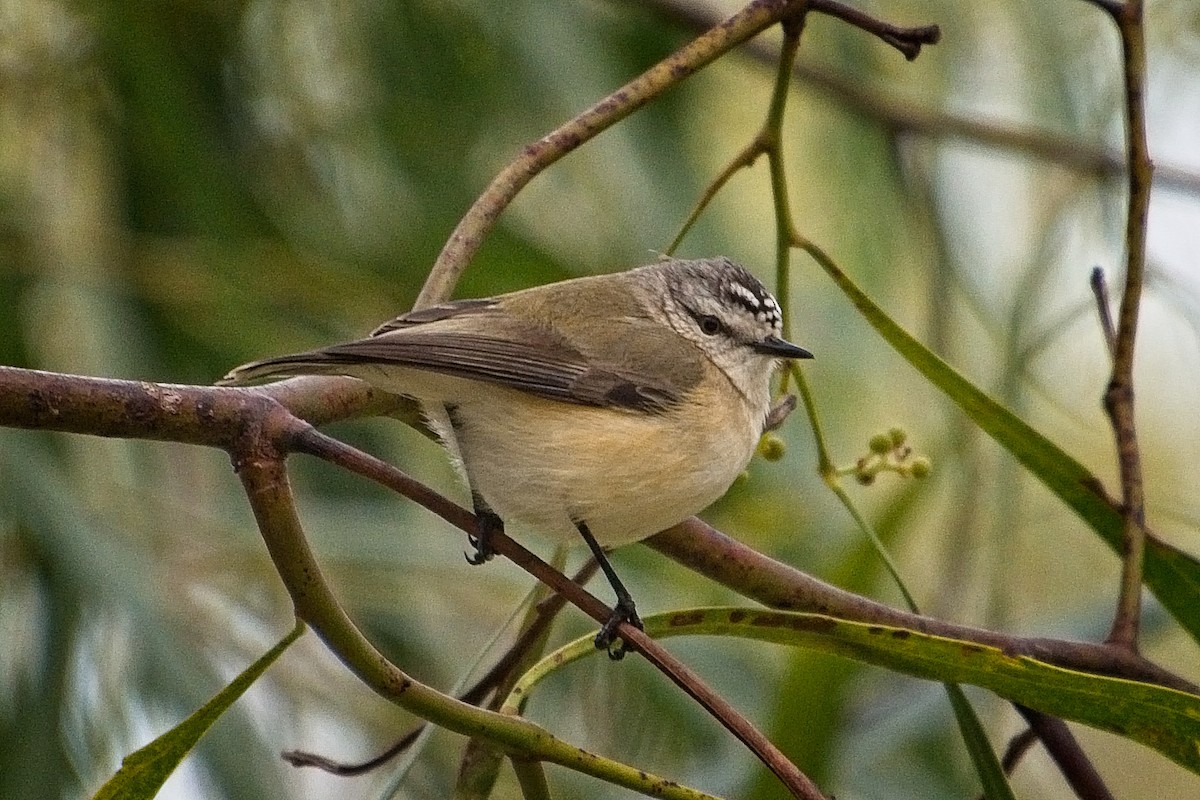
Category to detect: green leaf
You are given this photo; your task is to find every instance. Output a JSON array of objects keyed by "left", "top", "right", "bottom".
[
  {"left": 800, "top": 240, "right": 1200, "bottom": 644},
  {"left": 92, "top": 621, "right": 306, "bottom": 800},
  {"left": 508, "top": 609, "right": 1200, "bottom": 775},
  {"left": 944, "top": 684, "right": 1016, "bottom": 800}
]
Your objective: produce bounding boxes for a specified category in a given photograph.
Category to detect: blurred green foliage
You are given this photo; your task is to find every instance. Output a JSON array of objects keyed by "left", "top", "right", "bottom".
[{"left": 2, "top": 1, "right": 1199, "bottom": 798}]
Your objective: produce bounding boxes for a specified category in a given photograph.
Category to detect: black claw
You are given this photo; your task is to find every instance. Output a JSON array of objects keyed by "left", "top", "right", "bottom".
[
  {"left": 466, "top": 509, "right": 503, "bottom": 565},
  {"left": 572, "top": 519, "right": 644, "bottom": 660},
  {"left": 593, "top": 599, "right": 643, "bottom": 660}
]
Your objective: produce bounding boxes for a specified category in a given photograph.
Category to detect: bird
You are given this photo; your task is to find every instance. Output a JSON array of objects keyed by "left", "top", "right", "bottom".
[{"left": 221, "top": 256, "right": 812, "bottom": 656}]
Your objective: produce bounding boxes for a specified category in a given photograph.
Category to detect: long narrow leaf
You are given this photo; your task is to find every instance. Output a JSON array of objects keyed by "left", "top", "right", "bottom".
[
  {"left": 803, "top": 242, "right": 1200, "bottom": 643},
  {"left": 944, "top": 684, "right": 1016, "bottom": 800},
  {"left": 507, "top": 609, "right": 1200, "bottom": 775},
  {"left": 92, "top": 621, "right": 306, "bottom": 800}
]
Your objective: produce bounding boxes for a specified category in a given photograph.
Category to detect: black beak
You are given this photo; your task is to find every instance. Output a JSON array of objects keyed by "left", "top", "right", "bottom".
[{"left": 753, "top": 335, "right": 813, "bottom": 359}]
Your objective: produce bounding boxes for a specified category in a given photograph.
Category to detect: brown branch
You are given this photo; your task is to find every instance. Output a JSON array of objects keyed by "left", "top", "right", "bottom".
[
  {"left": 416, "top": 0, "right": 810, "bottom": 308},
  {"left": 1098, "top": 0, "right": 1152, "bottom": 653},
  {"left": 1, "top": 365, "right": 1191, "bottom": 696},
  {"left": 646, "top": 519, "right": 1196, "bottom": 694},
  {"left": 646, "top": 0, "right": 1200, "bottom": 197},
  {"left": 1090, "top": 267, "right": 1118, "bottom": 360},
  {"left": 1015, "top": 707, "right": 1115, "bottom": 800},
  {"left": 808, "top": 0, "right": 940, "bottom": 60}
]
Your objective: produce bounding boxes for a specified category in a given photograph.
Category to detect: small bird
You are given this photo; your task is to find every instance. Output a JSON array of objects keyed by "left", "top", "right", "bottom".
[{"left": 221, "top": 256, "right": 812, "bottom": 655}]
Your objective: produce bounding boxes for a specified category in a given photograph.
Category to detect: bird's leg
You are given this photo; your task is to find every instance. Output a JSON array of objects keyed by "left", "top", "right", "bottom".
[
  {"left": 466, "top": 491, "right": 502, "bottom": 565},
  {"left": 443, "top": 402, "right": 501, "bottom": 565},
  {"left": 574, "top": 520, "right": 643, "bottom": 660}
]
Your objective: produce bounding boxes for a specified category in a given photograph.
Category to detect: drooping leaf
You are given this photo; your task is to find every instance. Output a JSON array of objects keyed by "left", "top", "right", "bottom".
[{"left": 92, "top": 621, "right": 305, "bottom": 800}]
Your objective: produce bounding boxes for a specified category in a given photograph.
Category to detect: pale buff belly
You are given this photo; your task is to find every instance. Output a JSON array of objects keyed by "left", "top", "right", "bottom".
[{"left": 444, "top": 387, "right": 762, "bottom": 547}]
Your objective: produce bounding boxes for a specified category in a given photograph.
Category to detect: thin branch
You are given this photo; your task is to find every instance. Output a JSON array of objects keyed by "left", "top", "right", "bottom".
[
  {"left": 666, "top": 133, "right": 770, "bottom": 255},
  {"left": 0, "top": 365, "right": 1191, "bottom": 695},
  {"left": 416, "top": 0, "right": 809, "bottom": 307},
  {"left": 999, "top": 728, "right": 1039, "bottom": 776},
  {"left": 809, "top": 0, "right": 940, "bottom": 60},
  {"left": 282, "top": 562, "right": 598, "bottom": 777},
  {"left": 1090, "top": 267, "right": 1118, "bottom": 361},
  {"left": 646, "top": 0, "right": 1200, "bottom": 197},
  {"left": 1099, "top": 0, "right": 1152, "bottom": 653},
  {"left": 1015, "top": 707, "right": 1115, "bottom": 800}
]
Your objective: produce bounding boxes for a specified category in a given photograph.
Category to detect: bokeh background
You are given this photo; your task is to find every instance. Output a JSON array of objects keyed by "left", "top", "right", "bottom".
[{"left": 2, "top": 1, "right": 1199, "bottom": 798}]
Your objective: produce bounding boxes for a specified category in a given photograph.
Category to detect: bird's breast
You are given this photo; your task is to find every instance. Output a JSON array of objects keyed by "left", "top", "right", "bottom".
[{"left": 445, "top": 378, "right": 763, "bottom": 547}]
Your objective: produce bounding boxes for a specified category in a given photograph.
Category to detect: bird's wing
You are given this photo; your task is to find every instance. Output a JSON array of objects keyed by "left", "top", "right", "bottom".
[{"left": 224, "top": 316, "right": 684, "bottom": 413}]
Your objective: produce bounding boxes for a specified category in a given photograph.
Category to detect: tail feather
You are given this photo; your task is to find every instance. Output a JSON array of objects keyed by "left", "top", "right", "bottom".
[{"left": 217, "top": 351, "right": 352, "bottom": 386}]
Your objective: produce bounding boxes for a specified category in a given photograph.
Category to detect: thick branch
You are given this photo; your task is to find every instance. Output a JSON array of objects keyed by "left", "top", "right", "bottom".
[{"left": 0, "top": 366, "right": 1191, "bottom": 696}]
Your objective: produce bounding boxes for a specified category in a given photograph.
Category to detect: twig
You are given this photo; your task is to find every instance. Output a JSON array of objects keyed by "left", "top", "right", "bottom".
[
  {"left": 1090, "top": 267, "right": 1118, "bottom": 361},
  {"left": 282, "top": 560, "right": 600, "bottom": 777},
  {"left": 808, "top": 0, "right": 940, "bottom": 60},
  {"left": 646, "top": 0, "right": 1200, "bottom": 197},
  {"left": 1096, "top": 0, "right": 1152, "bottom": 652},
  {"left": 1015, "top": 707, "right": 1115, "bottom": 800},
  {"left": 998, "top": 728, "right": 1039, "bottom": 777},
  {"left": 975, "top": 714, "right": 1114, "bottom": 800},
  {"left": 416, "top": 0, "right": 809, "bottom": 307}
]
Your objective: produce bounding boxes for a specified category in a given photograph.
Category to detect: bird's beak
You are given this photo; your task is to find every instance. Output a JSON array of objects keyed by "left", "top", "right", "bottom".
[{"left": 753, "top": 336, "right": 813, "bottom": 359}]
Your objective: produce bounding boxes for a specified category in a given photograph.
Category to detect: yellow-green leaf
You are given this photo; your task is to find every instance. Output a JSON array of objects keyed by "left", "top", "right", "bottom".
[
  {"left": 92, "top": 620, "right": 306, "bottom": 800},
  {"left": 509, "top": 609, "right": 1200, "bottom": 775}
]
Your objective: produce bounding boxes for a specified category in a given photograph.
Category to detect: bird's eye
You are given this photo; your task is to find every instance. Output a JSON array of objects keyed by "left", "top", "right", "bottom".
[{"left": 699, "top": 315, "right": 722, "bottom": 335}]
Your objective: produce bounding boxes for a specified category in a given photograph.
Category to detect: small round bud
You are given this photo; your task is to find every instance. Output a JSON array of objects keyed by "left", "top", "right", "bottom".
[
  {"left": 888, "top": 427, "right": 907, "bottom": 448},
  {"left": 855, "top": 471, "right": 875, "bottom": 485},
  {"left": 758, "top": 434, "right": 786, "bottom": 462},
  {"left": 868, "top": 433, "right": 892, "bottom": 454},
  {"left": 910, "top": 456, "right": 932, "bottom": 479}
]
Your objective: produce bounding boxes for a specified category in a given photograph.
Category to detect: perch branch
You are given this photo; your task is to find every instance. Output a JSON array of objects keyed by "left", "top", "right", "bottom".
[{"left": 291, "top": 426, "right": 826, "bottom": 799}]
